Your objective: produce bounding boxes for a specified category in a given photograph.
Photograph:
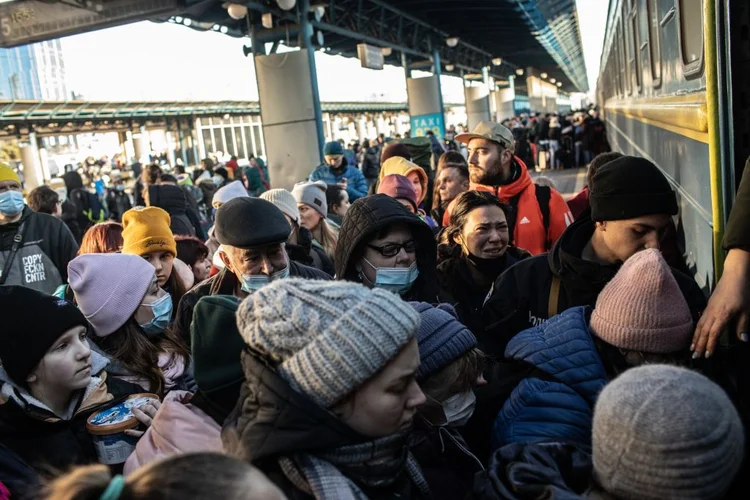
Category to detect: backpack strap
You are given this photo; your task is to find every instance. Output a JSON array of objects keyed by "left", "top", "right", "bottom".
[
  {"left": 534, "top": 184, "right": 552, "bottom": 250},
  {"left": 547, "top": 275, "right": 561, "bottom": 318}
]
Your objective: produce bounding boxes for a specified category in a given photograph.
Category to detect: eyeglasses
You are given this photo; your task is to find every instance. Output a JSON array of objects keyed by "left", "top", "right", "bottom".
[{"left": 366, "top": 240, "right": 417, "bottom": 257}]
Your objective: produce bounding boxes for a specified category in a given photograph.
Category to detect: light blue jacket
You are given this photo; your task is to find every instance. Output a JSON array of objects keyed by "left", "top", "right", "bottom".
[{"left": 308, "top": 160, "right": 368, "bottom": 201}]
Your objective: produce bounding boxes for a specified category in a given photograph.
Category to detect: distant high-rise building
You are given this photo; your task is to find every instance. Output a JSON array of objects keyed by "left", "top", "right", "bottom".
[{"left": 0, "top": 40, "right": 68, "bottom": 100}]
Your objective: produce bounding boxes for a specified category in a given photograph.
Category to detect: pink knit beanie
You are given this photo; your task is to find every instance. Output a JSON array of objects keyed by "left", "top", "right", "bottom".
[
  {"left": 68, "top": 253, "right": 156, "bottom": 337},
  {"left": 590, "top": 249, "right": 693, "bottom": 353},
  {"left": 378, "top": 174, "right": 418, "bottom": 211}
]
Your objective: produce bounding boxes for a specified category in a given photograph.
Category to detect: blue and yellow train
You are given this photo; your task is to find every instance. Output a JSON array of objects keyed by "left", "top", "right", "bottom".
[{"left": 597, "top": 0, "right": 749, "bottom": 289}]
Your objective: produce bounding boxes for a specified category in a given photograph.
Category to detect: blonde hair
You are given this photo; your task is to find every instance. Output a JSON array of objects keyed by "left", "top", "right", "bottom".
[
  {"left": 316, "top": 219, "right": 339, "bottom": 261},
  {"left": 43, "top": 453, "right": 284, "bottom": 500}
]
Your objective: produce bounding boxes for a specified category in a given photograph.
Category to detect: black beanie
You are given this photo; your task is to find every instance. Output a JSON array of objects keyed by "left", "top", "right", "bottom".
[
  {"left": 589, "top": 156, "right": 678, "bottom": 221},
  {"left": 0, "top": 286, "right": 88, "bottom": 385},
  {"left": 215, "top": 197, "right": 291, "bottom": 248}
]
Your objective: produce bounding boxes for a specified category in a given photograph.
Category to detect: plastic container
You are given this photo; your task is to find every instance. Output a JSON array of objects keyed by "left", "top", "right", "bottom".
[{"left": 86, "top": 393, "right": 159, "bottom": 465}]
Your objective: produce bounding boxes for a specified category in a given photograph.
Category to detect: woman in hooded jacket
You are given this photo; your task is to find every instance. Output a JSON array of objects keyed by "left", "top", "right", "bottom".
[
  {"left": 68, "top": 253, "right": 194, "bottom": 396},
  {"left": 145, "top": 183, "right": 195, "bottom": 237},
  {"left": 0, "top": 286, "right": 156, "bottom": 474},
  {"left": 437, "top": 191, "right": 530, "bottom": 336},
  {"left": 334, "top": 194, "right": 439, "bottom": 302},
  {"left": 222, "top": 279, "right": 431, "bottom": 499}
]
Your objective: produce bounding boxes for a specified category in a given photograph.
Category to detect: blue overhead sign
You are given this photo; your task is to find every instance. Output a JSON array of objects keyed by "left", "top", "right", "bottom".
[{"left": 410, "top": 113, "right": 445, "bottom": 139}]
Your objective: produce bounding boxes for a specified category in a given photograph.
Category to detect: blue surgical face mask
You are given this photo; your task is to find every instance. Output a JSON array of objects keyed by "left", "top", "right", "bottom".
[
  {"left": 212, "top": 175, "right": 224, "bottom": 185},
  {"left": 0, "top": 190, "right": 25, "bottom": 217},
  {"left": 363, "top": 259, "right": 419, "bottom": 294},
  {"left": 139, "top": 292, "right": 173, "bottom": 336},
  {"left": 239, "top": 264, "right": 290, "bottom": 293},
  {"left": 115, "top": 184, "right": 125, "bottom": 192}
]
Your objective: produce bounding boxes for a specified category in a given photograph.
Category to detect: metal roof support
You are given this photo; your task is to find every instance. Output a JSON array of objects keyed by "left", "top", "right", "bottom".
[{"left": 300, "top": 0, "right": 325, "bottom": 162}]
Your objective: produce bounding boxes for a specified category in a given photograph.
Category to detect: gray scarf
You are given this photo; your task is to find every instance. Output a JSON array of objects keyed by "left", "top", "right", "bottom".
[{"left": 279, "top": 432, "right": 430, "bottom": 499}]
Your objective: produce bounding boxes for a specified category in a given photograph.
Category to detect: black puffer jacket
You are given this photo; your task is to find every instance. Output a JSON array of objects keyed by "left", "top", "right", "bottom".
[
  {"left": 481, "top": 211, "right": 707, "bottom": 357},
  {"left": 286, "top": 227, "right": 335, "bottom": 277},
  {"left": 334, "top": 194, "right": 439, "bottom": 302},
  {"left": 222, "top": 350, "right": 425, "bottom": 500}
]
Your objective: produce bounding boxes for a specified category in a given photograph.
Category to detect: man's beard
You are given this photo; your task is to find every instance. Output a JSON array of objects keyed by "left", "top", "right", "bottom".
[{"left": 470, "top": 159, "right": 504, "bottom": 185}]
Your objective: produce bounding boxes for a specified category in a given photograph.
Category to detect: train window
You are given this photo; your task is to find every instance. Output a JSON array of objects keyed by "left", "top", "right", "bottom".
[
  {"left": 678, "top": 0, "right": 704, "bottom": 75},
  {"left": 630, "top": 8, "right": 641, "bottom": 92},
  {"left": 647, "top": 0, "right": 662, "bottom": 86}
]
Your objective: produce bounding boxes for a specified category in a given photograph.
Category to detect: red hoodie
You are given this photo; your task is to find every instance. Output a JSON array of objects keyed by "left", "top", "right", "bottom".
[{"left": 445, "top": 157, "right": 572, "bottom": 255}]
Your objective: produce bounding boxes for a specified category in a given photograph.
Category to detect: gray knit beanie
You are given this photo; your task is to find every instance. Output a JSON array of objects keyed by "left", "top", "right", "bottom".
[
  {"left": 261, "top": 189, "right": 300, "bottom": 225},
  {"left": 236, "top": 278, "right": 420, "bottom": 408},
  {"left": 593, "top": 364, "right": 744, "bottom": 500},
  {"left": 292, "top": 180, "right": 328, "bottom": 218}
]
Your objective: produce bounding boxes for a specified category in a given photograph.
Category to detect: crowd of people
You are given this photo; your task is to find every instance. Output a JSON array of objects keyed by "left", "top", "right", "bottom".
[{"left": 0, "top": 113, "right": 748, "bottom": 500}]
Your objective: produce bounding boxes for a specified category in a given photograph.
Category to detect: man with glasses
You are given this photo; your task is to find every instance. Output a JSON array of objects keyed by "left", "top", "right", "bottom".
[
  {"left": 0, "top": 163, "right": 78, "bottom": 294},
  {"left": 173, "top": 197, "right": 330, "bottom": 343},
  {"left": 451, "top": 121, "right": 573, "bottom": 255}
]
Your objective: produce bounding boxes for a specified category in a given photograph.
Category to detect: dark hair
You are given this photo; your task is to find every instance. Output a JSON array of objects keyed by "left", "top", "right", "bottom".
[
  {"left": 175, "top": 164, "right": 186, "bottom": 175},
  {"left": 420, "top": 348, "right": 486, "bottom": 403},
  {"left": 326, "top": 184, "right": 347, "bottom": 213},
  {"left": 43, "top": 453, "right": 278, "bottom": 500},
  {"left": 437, "top": 151, "right": 469, "bottom": 177},
  {"left": 175, "top": 235, "right": 209, "bottom": 267},
  {"left": 438, "top": 191, "right": 513, "bottom": 261},
  {"left": 214, "top": 167, "right": 229, "bottom": 180},
  {"left": 201, "top": 158, "right": 215, "bottom": 174},
  {"left": 79, "top": 222, "right": 123, "bottom": 255},
  {"left": 142, "top": 164, "right": 163, "bottom": 186},
  {"left": 588, "top": 152, "right": 623, "bottom": 190},
  {"left": 27, "top": 185, "right": 59, "bottom": 214},
  {"left": 165, "top": 266, "right": 187, "bottom": 314},
  {"left": 159, "top": 174, "right": 178, "bottom": 184}
]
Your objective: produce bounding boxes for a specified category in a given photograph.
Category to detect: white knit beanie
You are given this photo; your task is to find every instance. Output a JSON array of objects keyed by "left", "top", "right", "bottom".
[
  {"left": 236, "top": 278, "right": 420, "bottom": 407},
  {"left": 213, "top": 180, "right": 249, "bottom": 208},
  {"left": 292, "top": 180, "right": 328, "bottom": 218},
  {"left": 261, "top": 189, "right": 300, "bottom": 224},
  {"left": 593, "top": 364, "right": 744, "bottom": 500}
]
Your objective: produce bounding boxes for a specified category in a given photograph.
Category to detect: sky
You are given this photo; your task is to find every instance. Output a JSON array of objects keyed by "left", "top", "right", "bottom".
[{"left": 59, "top": 1, "right": 609, "bottom": 103}]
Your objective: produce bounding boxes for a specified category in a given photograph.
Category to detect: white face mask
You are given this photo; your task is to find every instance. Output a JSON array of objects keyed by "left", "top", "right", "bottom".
[{"left": 442, "top": 390, "right": 476, "bottom": 427}]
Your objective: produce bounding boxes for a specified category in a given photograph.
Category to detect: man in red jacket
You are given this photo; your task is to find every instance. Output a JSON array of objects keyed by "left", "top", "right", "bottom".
[{"left": 453, "top": 121, "right": 572, "bottom": 255}]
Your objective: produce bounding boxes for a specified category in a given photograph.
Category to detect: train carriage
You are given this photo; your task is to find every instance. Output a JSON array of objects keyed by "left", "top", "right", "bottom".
[{"left": 597, "top": 0, "right": 750, "bottom": 290}]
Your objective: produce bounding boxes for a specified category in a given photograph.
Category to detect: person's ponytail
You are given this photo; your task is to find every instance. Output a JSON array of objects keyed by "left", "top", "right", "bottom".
[{"left": 43, "top": 465, "right": 131, "bottom": 500}]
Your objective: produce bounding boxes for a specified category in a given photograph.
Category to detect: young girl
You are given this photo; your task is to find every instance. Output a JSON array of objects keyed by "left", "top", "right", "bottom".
[
  {"left": 44, "top": 453, "right": 286, "bottom": 500},
  {"left": 0, "top": 286, "right": 155, "bottom": 475},
  {"left": 121, "top": 206, "right": 186, "bottom": 319},
  {"left": 223, "top": 279, "right": 430, "bottom": 499},
  {"left": 68, "top": 253, "right": 193, "bottom": 396},
  {"left": 292, "top": 181, "right": 339, "bottom": 261}
]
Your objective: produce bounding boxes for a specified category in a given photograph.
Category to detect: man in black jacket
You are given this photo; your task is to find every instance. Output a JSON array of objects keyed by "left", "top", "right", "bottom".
[
  {"left": 0, "top": 164, "right": 78, "bottom": 294},
  {"left": 481, "top": 156, "right": 706, "bottom": 356},
  {"left": 174, "top": 197, "right": 330, "bottom": 343}
]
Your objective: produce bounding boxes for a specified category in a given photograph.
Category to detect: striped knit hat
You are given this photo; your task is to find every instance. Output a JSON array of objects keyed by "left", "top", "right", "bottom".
[
  {"left": 590, "top": 249, "right": 693, "bottom": 353},
  {"left": 236, "top": 278, "right": 420, "bottom": 407},
  {"left": 593, "top": 364, "right": 744, "bottom": 499}
]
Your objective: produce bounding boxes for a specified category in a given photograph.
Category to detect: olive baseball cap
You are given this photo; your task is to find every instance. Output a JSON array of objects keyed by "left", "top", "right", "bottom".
[{"left": 455, "top": 121, "right": 514, "bottom": 150}]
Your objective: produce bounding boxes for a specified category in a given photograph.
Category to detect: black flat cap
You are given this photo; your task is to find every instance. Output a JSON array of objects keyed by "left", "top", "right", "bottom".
[{"left": 215, "top": 197, "right": 291, "bottom": 248}]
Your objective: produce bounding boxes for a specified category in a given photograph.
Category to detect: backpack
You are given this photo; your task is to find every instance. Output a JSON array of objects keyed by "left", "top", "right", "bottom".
[{"left": 507, "top": 184, "right": 552, "bottom": 250}]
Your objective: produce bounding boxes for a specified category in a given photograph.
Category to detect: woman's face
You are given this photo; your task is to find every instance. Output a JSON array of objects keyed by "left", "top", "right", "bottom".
[
  {"left": 358, "top": 223, "right": 416, "bottom": 286},
  {"left": 459, "top": 206, "right": 509, "bottom": 258},
  {"left": 133, "top": 275, "right": 168, "bottom": 325},
  {"left": 142, "top": 251, "right": 174, "bottom": 287},
  {"left": 332, "top": 191, "right": 351, "bottom": 217},
  {"left": 406, "top": 171, "right": 423, "bottom": 203},
  {"left": 28, "top": 325, "right": 92, "bottom": 394},
  {"left": 298, "top": 203, "right": 323, "bottom": 232},
  {"left": 335, "top": 339, "right": 425, "bottom": 438},
  {"left": 191, "top": 256, "right": 211, "bottom": 283}
]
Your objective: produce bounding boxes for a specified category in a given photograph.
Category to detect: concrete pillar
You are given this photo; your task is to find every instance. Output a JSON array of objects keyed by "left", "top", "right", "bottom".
[
  {"left": 357, "top": 116, "right": 367, "bottom": 141},
  {"left": 20, "top": 133, "right": 43, "bottom": 191},
  {"left": 407, "top": 75, "right": 446, "bottom": 138},
  {"left": 133, "top": 126, "right": 149, "bottom": 163},
  {"left": 464, "top": 84, "right": 491, "bottom": 130},
  {"left": 376, "top": 115, "right": 388, "bottom": 137}
]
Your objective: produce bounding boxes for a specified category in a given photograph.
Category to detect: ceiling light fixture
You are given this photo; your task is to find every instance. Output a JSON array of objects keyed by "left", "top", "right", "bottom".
[
  {"left": 226, "top": 3, "right": 248, "bottom": 20},
  {"left": 446, "top": 37, "right": 459, "bottom": 48},
  {"left": 491, "top": 57, "right": 502, "bottom": 66}
]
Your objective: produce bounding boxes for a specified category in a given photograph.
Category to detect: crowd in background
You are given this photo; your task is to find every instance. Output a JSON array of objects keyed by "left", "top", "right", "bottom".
[{"left": 0, "top": 109, "right": 748, "bottom": 500}]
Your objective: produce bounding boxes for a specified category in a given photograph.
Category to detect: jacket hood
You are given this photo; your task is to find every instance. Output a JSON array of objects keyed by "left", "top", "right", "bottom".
[
  {"left": 62, "top": 171, "right": 85, "bottom": 192},
  {"left": 0, "top": 350, "right": 110, "bottom": 420},
  {"left": 222, "top": 350, "right": 369, "bottom": 462},
  {"left": 147, "top": 184, "right": 188, "bottom": 215},
  {"left": 334, "top": 194, "right": 439, "bottom": 300},
  {"left": 547, "top": 211, "right": 619, "bottom": 290},
  {"left": 470, "top": 156, "right": 533, "bottom": 200}
]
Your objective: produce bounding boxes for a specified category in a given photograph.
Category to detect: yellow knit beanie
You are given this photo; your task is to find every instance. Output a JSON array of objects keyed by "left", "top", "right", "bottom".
[
  {"left": 121, "top": 206, "right": 177, "bottom": 257},
  {"left": 0, "top": 163, "right": 21, "bottom": 185}
]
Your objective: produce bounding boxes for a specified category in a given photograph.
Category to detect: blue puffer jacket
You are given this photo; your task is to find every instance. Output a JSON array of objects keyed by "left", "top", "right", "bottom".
[
  {"left": 308, "top": 158, "right": 369, "bottom": 201},
  {"left": 492, "top": 306, "right": 608, "bottom": 450}
]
